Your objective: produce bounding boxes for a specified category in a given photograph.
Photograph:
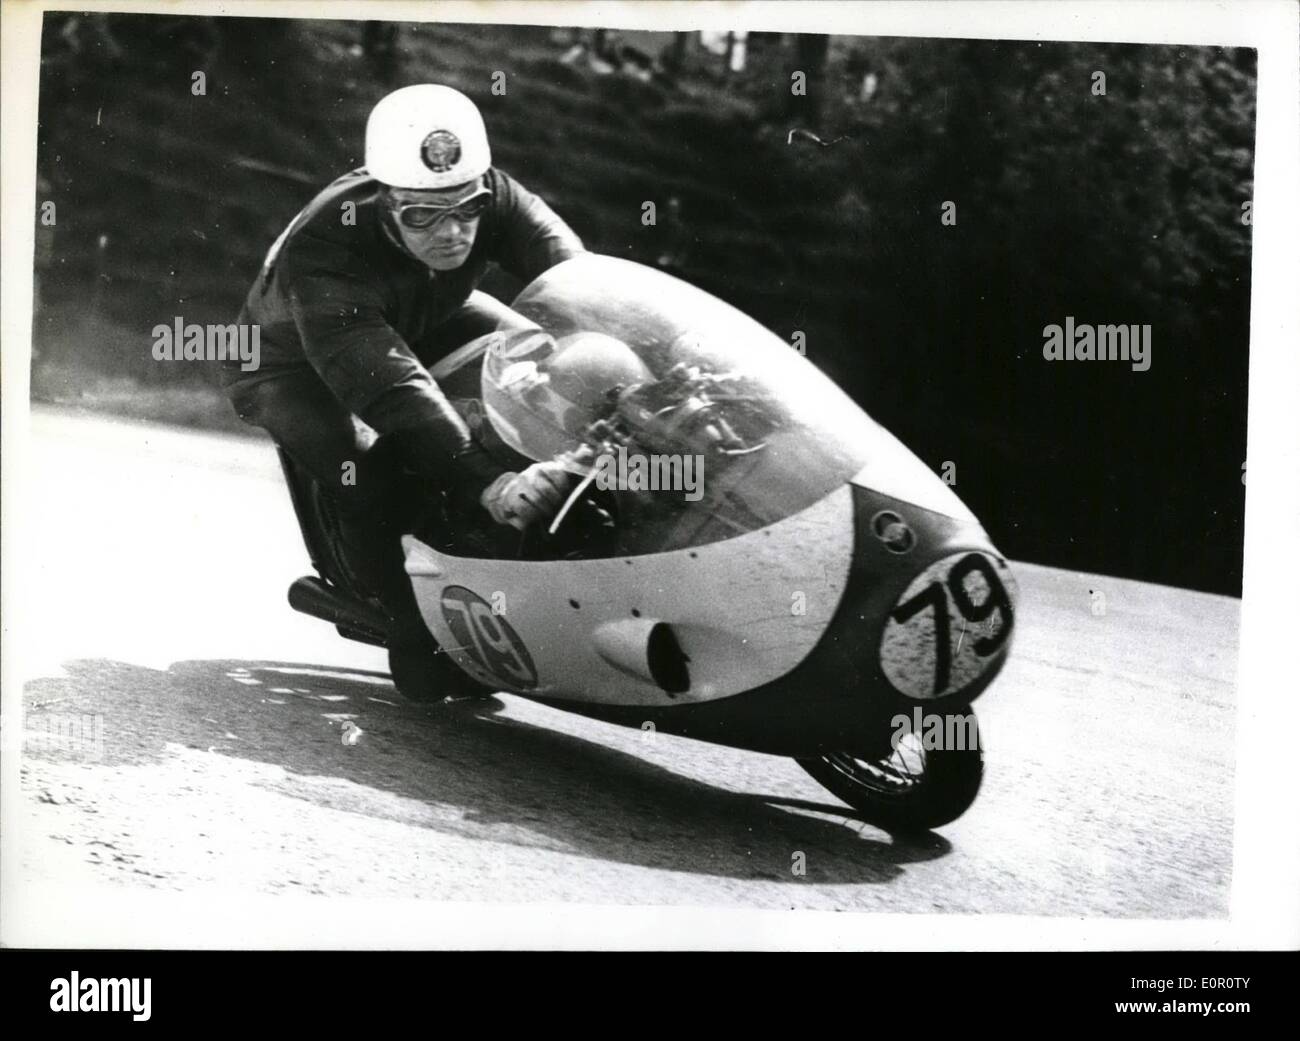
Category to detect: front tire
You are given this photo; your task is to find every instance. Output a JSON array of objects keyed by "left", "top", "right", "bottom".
[
  {"left": 796, "top": 707, "right": 984, "bottom": 832},
  {"left": 388, "top": 640, "right": 496, "bottom": 705}
]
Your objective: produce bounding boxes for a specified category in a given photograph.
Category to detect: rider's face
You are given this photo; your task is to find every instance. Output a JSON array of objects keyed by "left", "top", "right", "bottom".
[{"left": 385, "top": 181, "right": 485, "bottom": 272}]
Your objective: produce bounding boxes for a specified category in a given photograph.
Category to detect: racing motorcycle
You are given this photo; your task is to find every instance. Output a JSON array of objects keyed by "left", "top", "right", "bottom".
[{"left": 279, "top": 253, "right": 1017, "bottom": 832}]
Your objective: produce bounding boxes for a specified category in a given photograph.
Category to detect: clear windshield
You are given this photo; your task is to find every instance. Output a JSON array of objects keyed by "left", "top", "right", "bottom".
[{"left": 484, "top": 254, "right": 878, "bottom": 554}]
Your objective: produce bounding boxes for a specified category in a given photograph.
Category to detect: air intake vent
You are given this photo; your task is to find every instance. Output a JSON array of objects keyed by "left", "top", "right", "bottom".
[{"left": 647, "top": 623, "right": 691, "bottom": 695}]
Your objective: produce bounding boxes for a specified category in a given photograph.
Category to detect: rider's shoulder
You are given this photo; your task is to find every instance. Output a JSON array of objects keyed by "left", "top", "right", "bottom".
[
  {"left": 278, "top": 170, "right": 388, "bottom": 272},
  {"left": 297, "top": 169, "right": 381, "bottom": 233},
  {"left": 483, "top": 166, "right": 529, "bottom": 204}
]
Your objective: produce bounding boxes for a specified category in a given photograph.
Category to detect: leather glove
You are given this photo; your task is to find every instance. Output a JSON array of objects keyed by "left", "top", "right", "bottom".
[{"left": 480, "top": 460, "right": 575, "bottom": 531}]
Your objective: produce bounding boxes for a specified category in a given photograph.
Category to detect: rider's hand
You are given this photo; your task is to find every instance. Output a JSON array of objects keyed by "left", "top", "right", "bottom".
[{"left": 480, "top": 461, "right": 574, "bottom": 531}]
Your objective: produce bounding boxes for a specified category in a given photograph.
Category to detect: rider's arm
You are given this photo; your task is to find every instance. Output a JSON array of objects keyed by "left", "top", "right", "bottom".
[
  {"left": 487, "top": 168, "right": 585, "bottom": 283},
  {"left": 282, "top": 234, "right": 501, "bottom": 491}
]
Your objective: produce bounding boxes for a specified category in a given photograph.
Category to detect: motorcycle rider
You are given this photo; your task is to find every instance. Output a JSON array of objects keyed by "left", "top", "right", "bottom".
[{"left": 220, "top": 84, "right": 583, "bottom": 699}]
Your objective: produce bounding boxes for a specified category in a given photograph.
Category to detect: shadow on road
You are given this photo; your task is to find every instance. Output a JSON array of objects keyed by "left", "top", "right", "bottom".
[{"left": 23, "top": 658, "right": 954, "bottom": 886}]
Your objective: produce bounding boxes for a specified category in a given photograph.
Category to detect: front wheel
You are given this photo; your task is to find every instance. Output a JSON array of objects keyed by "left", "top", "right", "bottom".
[
  {"left": 388, "top": 636, "right": 497, "bottom": 705},
  {"left": 796, "top": 707, "right": 984, "bottom": 833}
]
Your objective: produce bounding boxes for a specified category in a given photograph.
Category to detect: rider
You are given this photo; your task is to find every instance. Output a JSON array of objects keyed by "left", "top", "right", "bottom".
[{"left": 220, "top": 84, "right": 583, "bottom": 699}]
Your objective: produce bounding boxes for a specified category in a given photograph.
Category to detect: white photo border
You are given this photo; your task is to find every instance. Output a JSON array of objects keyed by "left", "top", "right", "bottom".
[{"left": 2, "top": 0, "right": 1296, "bottom": 951}]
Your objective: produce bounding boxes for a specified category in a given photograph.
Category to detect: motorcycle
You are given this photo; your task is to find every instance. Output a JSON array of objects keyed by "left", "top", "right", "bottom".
[{"left": 280, "top": 253, "right": 1017, "bottom": 832}]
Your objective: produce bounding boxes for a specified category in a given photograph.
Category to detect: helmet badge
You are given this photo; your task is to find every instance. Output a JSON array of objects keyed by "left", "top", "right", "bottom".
[{"left": 420, "top": 130, "right": 462, "bottom": 173}]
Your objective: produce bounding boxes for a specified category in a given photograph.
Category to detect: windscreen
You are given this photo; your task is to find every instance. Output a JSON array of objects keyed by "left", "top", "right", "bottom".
[{"left": 483, "top": 254, "right": 877, "bottom": 554}]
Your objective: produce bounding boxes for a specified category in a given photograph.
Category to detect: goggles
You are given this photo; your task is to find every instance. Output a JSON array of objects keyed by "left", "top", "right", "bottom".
[{"left": 384, "top": 186, "right": 493, "bottom": 230}]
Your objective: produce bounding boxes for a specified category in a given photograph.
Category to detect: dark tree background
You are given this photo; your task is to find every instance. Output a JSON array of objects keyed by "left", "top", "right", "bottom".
[{"left": 32, "top": 17, "right": 1253, "bottom": 594}]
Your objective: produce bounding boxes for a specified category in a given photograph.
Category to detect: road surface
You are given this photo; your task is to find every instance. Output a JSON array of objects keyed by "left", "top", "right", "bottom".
[{"left": 4, "top": 407, "right": 1240, "bottom": 940}]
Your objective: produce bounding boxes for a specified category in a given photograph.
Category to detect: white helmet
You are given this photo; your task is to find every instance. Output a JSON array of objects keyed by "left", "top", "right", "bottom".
[{"left": 365, "top": 84, "right": 492, "bottom": 190}]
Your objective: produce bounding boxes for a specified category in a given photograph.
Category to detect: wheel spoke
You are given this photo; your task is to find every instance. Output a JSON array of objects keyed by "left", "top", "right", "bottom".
[
  {"left": 829, "top": 741, "right": 927, "bottom": 799},
  {"left": 799, "top": 705, "right": 982, "bottom": 831}
]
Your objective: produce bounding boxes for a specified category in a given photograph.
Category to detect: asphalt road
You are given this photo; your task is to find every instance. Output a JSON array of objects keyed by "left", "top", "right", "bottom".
[{"left": 7, "top": 406, "right": 1240, "bottom": 931}]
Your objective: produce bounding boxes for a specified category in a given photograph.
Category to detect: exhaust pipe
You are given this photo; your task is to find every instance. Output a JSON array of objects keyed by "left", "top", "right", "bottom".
[{"left": 288, "top": 576, "right": 390, "bottom": 645}]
